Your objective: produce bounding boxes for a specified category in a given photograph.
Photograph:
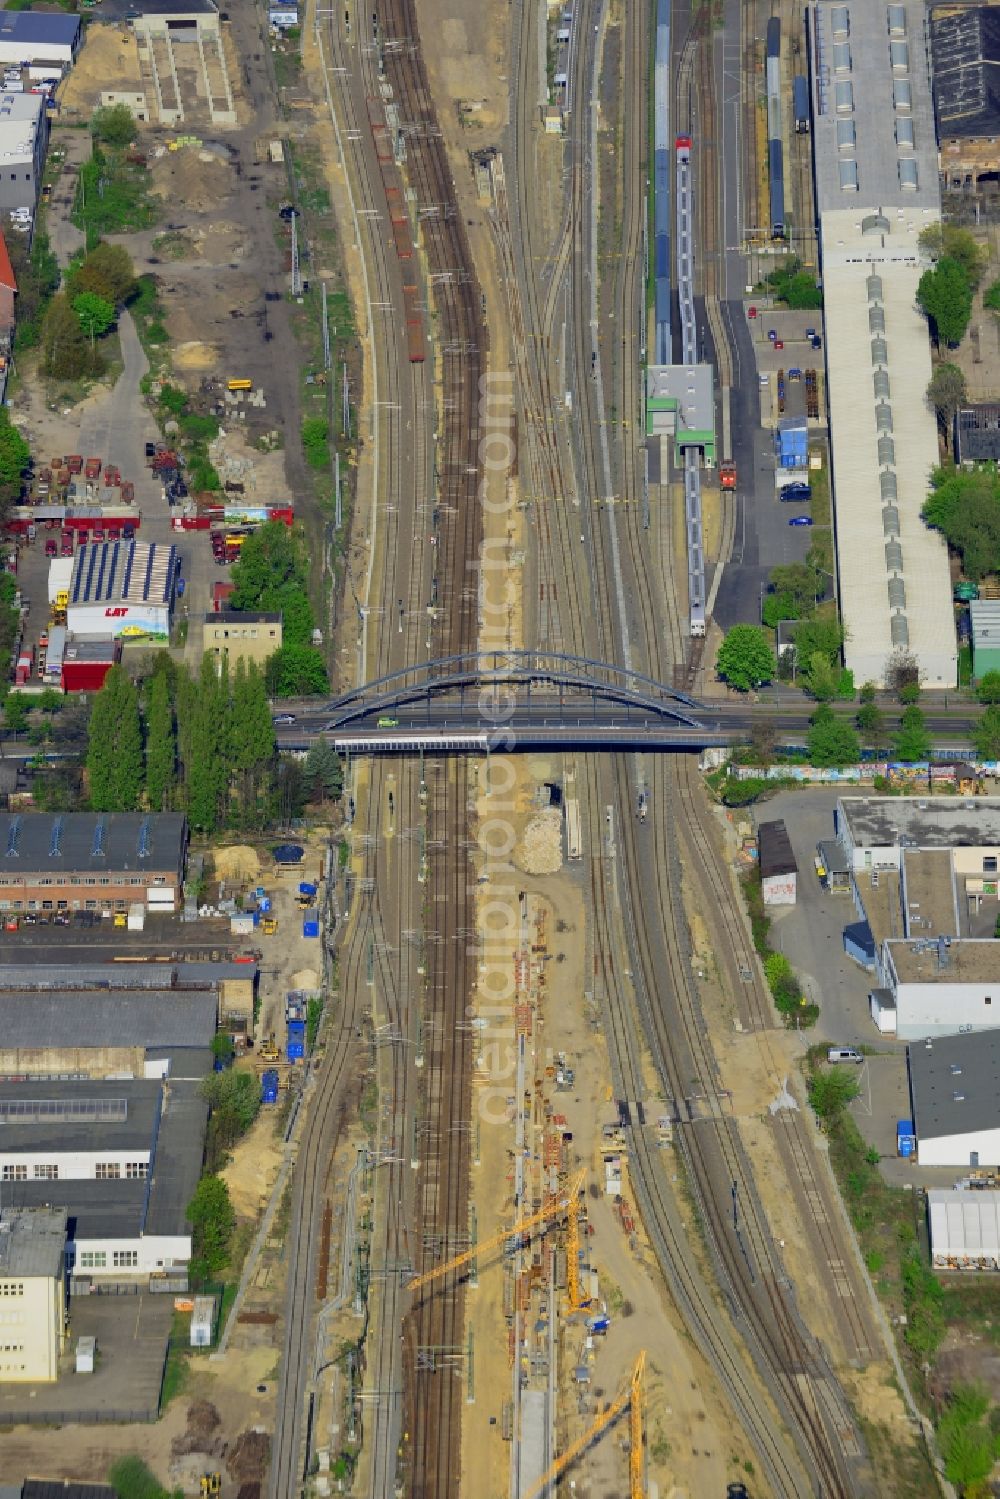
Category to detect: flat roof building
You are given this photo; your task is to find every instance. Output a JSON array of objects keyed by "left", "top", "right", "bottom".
[
  {"left": 0, "top": 989, "right": 217, "bottom": 1081},
  {"left": 0, "top": 12, "right": 80, "bottom": 66},
  {"left": 0, "top": 1207, "right": 67, "bottom": 1383},
  {"left": 203, "top": 611, "right": 282, "bottom": 673},
  {"left": 0, "top": 811, "right": 186, "bottom": 914},
  {"left": 67, "top": 541, "right": 177, "bottom": 642},
  {"left": 908, "top": 1030, "right": 1000, "bottom": 1165},
  {"left": 645, "top": 364, "right": 716, "bottom": 465},
  {"left": 954, "top": 404, "right": 1000, "bottom": 463},
  {"left": 928, "top": 1188, "right": 1000, "bottom": 1270},
  {"left": 0, "top": 1077, "right": 206, "bottom": 1278},
  {"left": 809, "top": 0, "right": 956, "bottom": 689},
  {"left": 0, "top": 92, "right": 47, "bottom": 213}
]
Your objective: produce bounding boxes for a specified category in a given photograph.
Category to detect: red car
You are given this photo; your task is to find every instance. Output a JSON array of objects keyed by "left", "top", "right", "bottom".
[{"left": 44, "top": 538, "right": 56, "bottom": 557}]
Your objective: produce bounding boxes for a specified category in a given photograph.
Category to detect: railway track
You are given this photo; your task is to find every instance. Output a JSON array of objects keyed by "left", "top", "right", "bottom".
[{"left": 373, "top": 1, "right": 485, "bottom": 1491}]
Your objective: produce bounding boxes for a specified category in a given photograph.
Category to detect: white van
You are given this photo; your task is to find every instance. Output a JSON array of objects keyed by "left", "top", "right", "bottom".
[{"left": 828, "top": 1047, "right": 863, "bottom": 1064}]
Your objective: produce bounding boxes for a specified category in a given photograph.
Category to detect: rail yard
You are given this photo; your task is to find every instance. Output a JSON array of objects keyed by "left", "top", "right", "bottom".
[{"left": 269, "top": 0, "right": 931, "bottom": 1497}]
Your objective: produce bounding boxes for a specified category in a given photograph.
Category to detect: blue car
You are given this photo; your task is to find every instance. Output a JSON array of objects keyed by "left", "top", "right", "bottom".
[{"left": 788, "top": 515, "right": 814, "bottom": 527}]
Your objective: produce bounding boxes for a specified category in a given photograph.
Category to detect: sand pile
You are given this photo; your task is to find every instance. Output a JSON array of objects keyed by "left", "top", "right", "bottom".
[
  {"left": 151, "top": 149, "right": 232, "bottom": 214},
  {"left": 516, "top": 809, "right": 563, "bottom": 875},
  {"left": 214, "top": 845, "right": 261, "bottom": 883}
]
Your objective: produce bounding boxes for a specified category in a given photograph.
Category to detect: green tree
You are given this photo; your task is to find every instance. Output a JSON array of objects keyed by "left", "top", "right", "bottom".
[
  {"left": 266, "top": 644, "right": 329, "bottom": 697},
  {"left": 0, "top": 410, "right": 29, "bottom": 517},
  {"left": 229, "top": 659, "right": 276, "bottom": 826},
  {"left": 74, "top": 291, "right": 115, "bottom": 346},
  {"left": 186, "top": 1174, "right": 236, "bottom": 1281},
  {"left": 927, "top": 362, "right": 968, "bottom": 448},
  {"left": 808, "top": 704, "right": 860, "bottom": 767},
  {"left": 919, "top": 223, "right": 988, "bottom": 289},
  {"left": 305, "top": 739, "right": 343, "bottom": 801},
  {"left": 181, "top": 656, "right": 229, "bottom": 832},
  {"left": 716, "top": 625, "right": 775, "bottom": 692},
  {"left": 859, "top": 681, "right": 876, "bottom": 704},
  {"left": 856, "top": 700, "right": 888, "bottom": 753},
  {"left": 917, "top": 256, "right": 974, "bottom": 347},
  {"left": 762, "top": 589, "right": 800, "bottom": 629},
  {"left": 976, "top": 671, "right": 1000, "bottom": 704},
  {"left": 86, "top": 666, "right": 143, "bottom": 810},
  {"left": 91, "top": 103, "right": 137, "bottom": 148},
  {"left": 769, "top": 561, "right": 821, "bottom": 615},
  {"left": 807, "top": 1067, "right": 861, "bottom": 1125},
  {"left": 9, "top": 227, "right": 59, "bottom": 351},
  {"left": 974, "top": 706, "right": 1000, "bottom": 759},
  {"left": 3, "top": 692, "right": 27, "bottom": 733},
  {"left": 203, "top": 1068, "right": 261, "bottom": 1160},
  {"left": 229, "top": 522, "right": 303, "bottom": 608},
  {"left": 793, "top": 614, "right": 843, "bottom": 667},
  {"left": 274, "top": 755, "right": 308, "bottom": 823},
  {"left": 938, "top": 1383, "right": 1000, "bottom": 1498},
  {"left": 41, "top": 292, "right": 103, "bottom": 379},
  {"left": 802, "top": 651, "right": 839, "bottom": 702},
  {"left": 144, "top": 667, "right": 176, "bottom": 811},
  {"left": 894, "top": 704, "right": 931, "bottom": 762},
  {"left": 70, "top": 242, "right": 137, "bottom": 306}
]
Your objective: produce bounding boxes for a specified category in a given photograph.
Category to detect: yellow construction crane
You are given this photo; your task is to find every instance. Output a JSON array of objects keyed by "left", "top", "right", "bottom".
[
  {"left": 406, "top": 1168, "right": 587, "bottom": 1294},
  {"left": 524, "top": 1351, "right": 646, "bottom": 1499}
]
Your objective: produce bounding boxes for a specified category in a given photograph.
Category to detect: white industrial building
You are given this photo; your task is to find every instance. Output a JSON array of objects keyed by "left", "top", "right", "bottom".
[
  {"left": 835, "top": 795, "right": 1000, "bottom": 876},
  {"left": 908, "top": 1031, "right": 1000, "bottom": 1166},
  {"left": 809, "top": 1, "right": 956, "bottom": 688},
  {"left": 0, "top": 91, "right": 48, "bottom": 213},
  {"left": 928, "top": 1189, "right": 1000, "bottom": 1271},
  {"left": 835, "top": 797, "right": 1000, "bottom": 1034},
  {"left": 0, "top": 12, "right": 80, "bottom": 68},
  {"left": 881, "top": 939, "right": 1000, "bottom": 1039},
  {"left": 0, "top": 1207, "right": 67, "bottom": 1383},
  {"left": 67, "top": 540, "right": 177, "bottom": 641},
  {"left": 0, "top": 1078, "right": 205, "bottom": 1279}
]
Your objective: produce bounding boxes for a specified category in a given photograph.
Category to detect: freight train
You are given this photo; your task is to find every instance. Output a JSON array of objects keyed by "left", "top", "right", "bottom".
[
  {"left": 765, "top": 18, "right": 786, "bottom": 239},
  {"left": 368, "top": 96, "right": 425, "bottom": 363}
]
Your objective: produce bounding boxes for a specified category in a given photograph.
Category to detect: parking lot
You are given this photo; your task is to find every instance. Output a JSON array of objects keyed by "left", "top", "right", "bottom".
[{"left": 0, "top": 1291, "right": 172, "bottom": 1425}]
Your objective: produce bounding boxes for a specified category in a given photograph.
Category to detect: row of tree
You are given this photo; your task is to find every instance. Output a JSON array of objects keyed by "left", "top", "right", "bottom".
[{"left": 84, "top": 655, "right": 342, "bottom": 831}]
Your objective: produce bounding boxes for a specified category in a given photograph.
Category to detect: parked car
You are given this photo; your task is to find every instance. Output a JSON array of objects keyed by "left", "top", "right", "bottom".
[
  {"left": 44, "top": 538, "right": 56, "bottom": 557},
  {"left": 780, "top": 482, "right": 811, "bottom": 501},
  {"left": 788, "top": 515, "right": 814, "bottom": 527},
  {"left": 272, "top": 713, "right": 296, "bottom": 726}
]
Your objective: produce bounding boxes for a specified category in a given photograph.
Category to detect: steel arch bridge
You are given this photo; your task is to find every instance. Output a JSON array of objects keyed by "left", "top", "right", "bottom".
[{"left": 320, "top": 650, "right": 706, "bottom": 729}]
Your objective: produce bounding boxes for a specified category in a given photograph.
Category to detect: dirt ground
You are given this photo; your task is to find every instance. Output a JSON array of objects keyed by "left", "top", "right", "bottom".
[{"left": 58, "top": 23, "right": 143, "bottom": 115}]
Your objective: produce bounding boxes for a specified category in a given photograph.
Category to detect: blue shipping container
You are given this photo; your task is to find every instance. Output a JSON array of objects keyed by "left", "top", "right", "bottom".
[
  {"left": 287, "top": 1040, "right": 304, "bottom": 1061},
  {"left": 261, "top": 1069, "right": 280, "bottom": 1104},
  {"left": 299, "top": 881, "right": 318, "bottom": 897},
  {"left": 898, "top": 1137, "right": 915, "bottom": 1159},
  {"left": 259, "top": 896, "right": 271, "bottom": 914},
  {"left": 897, "top": 1118, "right": 916, "bottom": 1156},
  {"left": 303, "top": 908, "right": 320, "bottom": 938}
]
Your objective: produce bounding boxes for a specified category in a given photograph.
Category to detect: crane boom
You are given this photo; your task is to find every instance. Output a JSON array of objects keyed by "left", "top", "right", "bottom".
[
  {"left": 407, "top": 1169, "right": 586, "bottom": 1293},
  {"left": 522, "top": 1352, "right": 645, "bottom": 1499}
]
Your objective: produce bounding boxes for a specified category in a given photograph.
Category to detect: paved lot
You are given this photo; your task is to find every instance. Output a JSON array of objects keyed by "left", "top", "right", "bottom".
[
  {"left": 0, "top": 1291, "right": 172, "bottom": 1424},
  {"left": 712, "top": 300, "right": 821, "bottom": 629}
]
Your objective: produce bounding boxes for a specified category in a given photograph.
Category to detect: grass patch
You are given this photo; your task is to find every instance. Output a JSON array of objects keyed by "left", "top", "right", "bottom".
[{"left": 72, "top": 145, "right": 157, "bottom": 249}]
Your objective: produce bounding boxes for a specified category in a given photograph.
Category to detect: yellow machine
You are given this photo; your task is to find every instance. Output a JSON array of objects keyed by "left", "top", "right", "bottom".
[
  {"left": 199, "top": 1477, "right": 221, "bottom": 1497},
  {"left": 258, "top": 1033, "right": 281, "bottom": 1062},
  {"left": 525, "top": 1352, "right": 646, "bottom": 1499},
  {"left": 406, "top": 1169, "right": 587, "bottom": 1294},
  {"left": 261, "top": 917, "right": 278, "bottom": 936}
]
